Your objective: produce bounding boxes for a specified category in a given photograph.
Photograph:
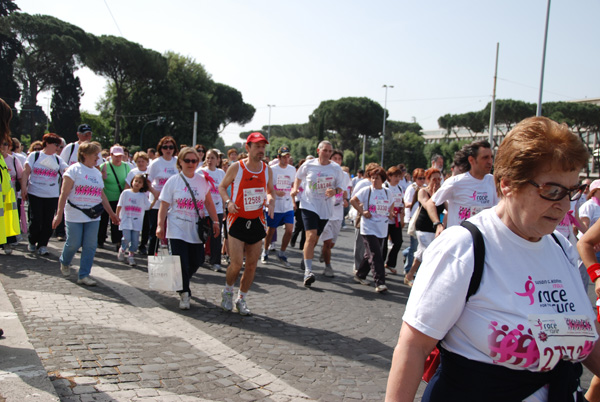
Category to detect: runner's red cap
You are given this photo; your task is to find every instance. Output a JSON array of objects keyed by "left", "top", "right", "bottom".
[{"left": 246, "top": 132, "right": 269, "bottom": 144}]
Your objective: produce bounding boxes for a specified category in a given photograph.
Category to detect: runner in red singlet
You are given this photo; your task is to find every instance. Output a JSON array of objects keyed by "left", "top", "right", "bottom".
[{"left": 218, "top": 132, "right": 275, "bottom": 316}]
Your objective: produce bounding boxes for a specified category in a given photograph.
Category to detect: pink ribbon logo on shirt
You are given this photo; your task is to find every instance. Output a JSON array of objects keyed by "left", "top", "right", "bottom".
[{"left": 515, "top": 276, "right": 535, "bottom": 305}]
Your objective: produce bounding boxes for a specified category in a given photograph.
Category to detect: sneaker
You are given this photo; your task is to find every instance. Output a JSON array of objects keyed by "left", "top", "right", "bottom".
[
  {"left": 235, "top": 298, "right": 252, "bottom": 316},
  {"left": 117, "top": 248, "right": 125, "bottom": 262},
  {"left": 261, "top": 254, "right": 268, "bottom": 264},
  {"left": 37, "top": 246, "right": 50, "bottom": 256},
  {"left": 353, "top": 275, "right": 370, "bottom": 286},
  {"left": 221, "top": 289, "right": 234, "bottom": 312},
  {"left": 179, "top": 292, "right": 191, "bottom": 310},
  {"left": 77, "top": 276, "right": 97, "bottom": 286},
  {"left": 127, "top": 255, "right": 136, "bottom": 266},
  {"left": 27, "top": 243, "right": 36, "bottom": 253},
  {"left": 277, "top": 254, "right": 291, "bottom": 268},
  {"left": 3, "top": 244, "right": 12, "bottom": 255},
  {"left": 269, "top": 243, "right": 276, "bottom": 253},
  {"left": 375, "top": 284, "right": 389, "bottom": 293},
  {"left": 60, "top": 263, "right": 70, "bottom": 277},
  {"left": 303, "top": 272, "right": 316, "bottom": 287},
  {"left": 57, "top": 236, "right": 66, "bottom": 242},
  {"left": 212, "top": 264, "right": 222, "bottom": 272},
  {"left": 323, "top": 265, "right": 334, "bottom": 278},
  {"left": 138, "top": 246, "right": 147, "bottom": 255}
]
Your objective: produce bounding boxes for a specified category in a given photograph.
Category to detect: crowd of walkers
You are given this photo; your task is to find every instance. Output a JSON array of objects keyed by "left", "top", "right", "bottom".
[{"left": 4, "top": 95, "right": 600, "bottom": 400}]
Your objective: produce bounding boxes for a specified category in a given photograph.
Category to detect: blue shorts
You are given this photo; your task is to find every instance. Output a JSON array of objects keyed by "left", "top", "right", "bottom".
[{"left": 266, "top": 210, "right": 294, "bottom": 228}]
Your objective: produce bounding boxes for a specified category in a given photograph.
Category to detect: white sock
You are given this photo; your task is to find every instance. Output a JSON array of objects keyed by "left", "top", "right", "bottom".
[
  {"left": 304, "top": 259, "right": 313, "bottom": 276},
  {"left": 237, "top": 290, "right": 247, "bottom": 300},
  {"left": 224, "top": 284, "right": 234, "bottom": 293}
]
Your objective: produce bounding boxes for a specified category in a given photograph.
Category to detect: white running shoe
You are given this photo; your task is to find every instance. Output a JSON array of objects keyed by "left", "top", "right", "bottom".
[
  {"left": 117, "top": 248, "right": 125, "bottom": 262},
  {"left": 235, "top": 298, "right": 252, "bottom": 316},
  {"left": 221, "top": 289, "right": 233, "bottom": 312},
  {"left": 179, "top": 292, "right": 191, "bottom": 310}
]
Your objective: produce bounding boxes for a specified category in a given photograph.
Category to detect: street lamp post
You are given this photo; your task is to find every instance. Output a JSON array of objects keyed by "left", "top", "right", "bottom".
[
  {"left": 536, "top": 0, "right": 551, "bottom": 116},
  {"left": 381, "top": 85, "right": 393, "bottom": 166},
  {"left": 267, "top": 104, "right": 275, "bottom": 158},
  {"left": 140, "top": 116, "right": 163, "bottom": 148}
]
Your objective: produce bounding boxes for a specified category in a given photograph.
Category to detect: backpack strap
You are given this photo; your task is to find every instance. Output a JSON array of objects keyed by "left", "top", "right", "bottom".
[
  {"left": 460, "top": 220, "right": 486, "bottom": 301},
  {"left": 550, "top": 233, "right": 568, "bottom": 258}
]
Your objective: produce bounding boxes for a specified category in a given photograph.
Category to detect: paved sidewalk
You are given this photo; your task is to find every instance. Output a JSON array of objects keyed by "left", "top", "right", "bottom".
[{"left": 0, "top": 224, "right": 595, "bottom": 401}]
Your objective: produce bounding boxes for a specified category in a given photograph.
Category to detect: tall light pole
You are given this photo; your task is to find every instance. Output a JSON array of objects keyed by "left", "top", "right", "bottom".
[
  {"left": 537, "top": 0, "right": 551, "bottom": 116},
  {"left": 267, "top": 104, "right": 275, "bottom": 158},
  {"left": 381, "top": 85, "right": 393, "bottom": 166}
]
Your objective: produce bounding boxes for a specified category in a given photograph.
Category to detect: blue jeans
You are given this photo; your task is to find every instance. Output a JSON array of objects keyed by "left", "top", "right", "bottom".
[
  {"left": 60, "top": 220, "right": 100, "bottom": 279},
  {"left": 121, "top": 229, "right": 140, "bottom": 253},
  {"left": 403, "top": 235, "right": 418, "bottom": 274}
]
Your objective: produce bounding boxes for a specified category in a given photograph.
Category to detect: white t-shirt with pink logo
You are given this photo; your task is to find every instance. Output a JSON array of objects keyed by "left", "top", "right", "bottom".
[
  {"left": 25, "top": 152, "right": 68, "bottom": 198},
  {"left": 432, "top": 171, "right": 498, "bottom": 227},
  {"left": 296, "top": 159, "right": 344, "bottom": 219},
  {"left": 117, "top": 189, "right": 152, "bottom": 231},
  {"left": 63, "top": 163, "right": 104, "bottom": 223},
  {"left": 271, "top": 163, "right": 296, "bottom": 213},
  {"left": 404, "top": 207, "right": 597, "bottom": 400},
  {"left": 148, "top": 156, "right": 178, "bottom": 210},
  {"left": 159, "top": 173, "right": 210, "bottom": 244},
  {"left": 198, "top": 167, "right": 225, "bottom": 214},
  {"left": 354, "top": 186, "right": 392, "bottom": 238}
]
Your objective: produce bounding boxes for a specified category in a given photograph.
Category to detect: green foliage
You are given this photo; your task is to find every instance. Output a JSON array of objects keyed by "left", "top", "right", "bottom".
[
  {"left": 107, "top": 52, "right": 254, "bottom": 150},
  {"left": 0, "top": 0, "right": 21, "bottom": 134},
  {"left": 309, "top": 97, "right": 384, "bottom": 169},
  {"left": 343, "top": 149, "right": 355, "bottom": 169},
  {"left": 85, "top": 34, "right": 168, "bottom": 143},
  {"left": 80, "top": 111, "right": 112, "bottom": 149},
  {"left": 49, "top": 65, "right": 81, "bottom": 142}
]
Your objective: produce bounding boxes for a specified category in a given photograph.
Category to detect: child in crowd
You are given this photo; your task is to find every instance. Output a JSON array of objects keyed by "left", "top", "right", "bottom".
[{"left": 116, "top": 174, "right": 152, "bottom": 265}]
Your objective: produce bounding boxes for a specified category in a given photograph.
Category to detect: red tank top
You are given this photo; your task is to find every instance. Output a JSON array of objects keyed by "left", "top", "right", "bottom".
[{"left": 229, "top": 159, "right": 267, "bottom": 221}]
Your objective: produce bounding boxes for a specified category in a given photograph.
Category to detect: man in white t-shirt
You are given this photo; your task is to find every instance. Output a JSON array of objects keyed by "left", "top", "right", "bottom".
[
  {"left": 262, "top": 146, "right": 296, "bottom": 267},
  {"left": 319, "top": 149, "right": 350, "bottom": 278},
  {"left": 426, "top": 140, "right": 497, "bottom": 236},
  {"left": 60, "top": 124, "right": 100, "bottom": 166},
  {"left": 291, "top": 141, "right": 344, "bottom": 287}
]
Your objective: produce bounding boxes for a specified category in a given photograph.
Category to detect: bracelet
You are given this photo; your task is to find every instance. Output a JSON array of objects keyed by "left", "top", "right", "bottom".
[
  {"left": 433, "top": 221, "right": 443, "bottom": 227},
  {"left": 212, "top": 221, "right": 219, "bottom": 226},
  {"left": 587, "top": 263, "right": 600, "bottom": 282}
]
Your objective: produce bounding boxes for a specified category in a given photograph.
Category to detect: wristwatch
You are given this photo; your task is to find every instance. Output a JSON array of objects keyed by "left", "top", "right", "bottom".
[
  {"left": 225, "top": 200, "right": 231, "bottom": 208},
  {"left": 433, "top": 221, "right": 443, "bottom": 228}
]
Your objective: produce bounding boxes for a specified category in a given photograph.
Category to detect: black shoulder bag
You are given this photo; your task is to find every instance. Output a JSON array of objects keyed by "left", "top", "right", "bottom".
[{"left": 179, "top": 173, "right": 211, "bottom": 243}]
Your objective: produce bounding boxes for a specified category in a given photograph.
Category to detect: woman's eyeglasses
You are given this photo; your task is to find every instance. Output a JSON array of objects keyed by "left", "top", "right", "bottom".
[
  {"left": 182, "top": 158, "right": 199, "bottom": 164},
  {"left": 162, "top": 145, "right": 175, "bottom": 150},
  {"left": 527, "top": 180, "right": 587, "bottom": 201},
  {"left": 32, "top": 147, "right": 42, "bottom": 151}
]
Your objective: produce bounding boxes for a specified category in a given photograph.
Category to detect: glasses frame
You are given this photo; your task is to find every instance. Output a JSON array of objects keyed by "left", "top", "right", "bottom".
[
  {"left": 182, "top": 158, "right": 199, "bottom": 164},
  {"left": 527, "top": 180, "right": 587, "bottom": 201},
  {"left": 162, "top": 145, "right": 175, "bottom": 150}
]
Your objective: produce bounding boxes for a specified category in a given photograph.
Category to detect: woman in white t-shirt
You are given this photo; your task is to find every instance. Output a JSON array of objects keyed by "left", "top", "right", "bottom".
[
  {"left": 156, "top": 148, "right": 219, "bottom": 310},
  {"left": 386, "top": 117, "right": 598, "bottom": 402},
  {"left": 147, "top": 136, "right": 179, "bottom": 253},
  {"left": 350, "top": 167, "right": 395, "bottom": 293},
  {"left": 52, "top": 143, "right": 119, "bottom": 286},
  {"left": 22, "top": 133, "right": 69, "bottom": 256},
  {"left": 579, "top": 180, "right": 600, "bottom": 234},
  {"left": 197, "top": 149, "right": 226, "bottom": 271}
]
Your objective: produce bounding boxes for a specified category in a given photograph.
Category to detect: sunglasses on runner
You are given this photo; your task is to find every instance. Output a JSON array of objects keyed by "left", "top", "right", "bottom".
[
  {"left": 182, "top": 158, "right": 199, "bottom": 164},
  {"left": 162, "top": 145, "right": 175, "bottom": 150},
  {"left": 527, "top": 180, "right": 587, "bottom": 201}
]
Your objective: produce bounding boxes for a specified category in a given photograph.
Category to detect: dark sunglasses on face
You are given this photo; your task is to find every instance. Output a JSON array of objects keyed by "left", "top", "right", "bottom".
[
  {"left": 33, "top": 147, "right": 42, "bottom": 151},
  {"left": 417, "top": 176, "right": 426, "bottom": 180},
  {"left": 182, "top": 158, "right": 199, "bottom": 164},
  {"left": 162, "top": 145, "right": 175, "bottom": 150},
  {"left": 527, "top": 180, "right": 587, "bottom": 201}
]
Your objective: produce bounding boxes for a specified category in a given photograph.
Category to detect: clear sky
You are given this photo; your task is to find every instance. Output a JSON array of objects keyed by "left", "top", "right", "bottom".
[{"left": 15, "top": 0, "right": 600, "bottom": 145}]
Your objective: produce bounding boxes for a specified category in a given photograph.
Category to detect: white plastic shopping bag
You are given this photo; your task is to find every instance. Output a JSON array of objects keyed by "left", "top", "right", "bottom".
[{"left": 148, "top": 252, "right": 183, "bottom": 291}]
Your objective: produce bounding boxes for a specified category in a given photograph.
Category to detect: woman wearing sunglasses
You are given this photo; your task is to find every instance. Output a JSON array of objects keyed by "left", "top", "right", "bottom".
[
  {"left": 387, "top": 117, "right": 599, "bottom": 402},
  {"left": 147, "top": 136, "right": 179, "bottom": 254},
  {"left": 156, "top": 147, "right": 219, "bottom": 310}
]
